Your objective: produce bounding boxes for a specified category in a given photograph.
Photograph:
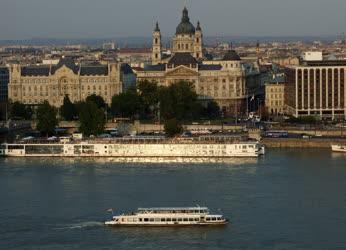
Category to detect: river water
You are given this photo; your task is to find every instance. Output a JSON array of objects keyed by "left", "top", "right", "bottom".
[{"left": 0, "top": 149, "right": 345, "bottom": 250}]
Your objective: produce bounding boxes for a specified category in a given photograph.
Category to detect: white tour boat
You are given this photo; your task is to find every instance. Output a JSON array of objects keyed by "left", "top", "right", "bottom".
[
  {"left": 105, "top": 207, "right": 228, "bottom": 227},
  {"left": 331, "top": 144, "right": 346, "bottom": 153},
  {"left": 0, "top": 141, "right": 265, "bottom": 158}
]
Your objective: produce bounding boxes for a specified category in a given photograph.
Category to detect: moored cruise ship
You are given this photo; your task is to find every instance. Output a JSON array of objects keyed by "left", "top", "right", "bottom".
[
  {"left": 0, "top": 140, "right": 265, "bottom": 158},
  {"left": 105, "top": 207, "right": 228, "bottom": 227}
]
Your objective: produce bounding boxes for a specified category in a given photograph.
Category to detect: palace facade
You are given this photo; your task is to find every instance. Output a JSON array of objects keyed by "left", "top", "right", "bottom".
[
  {"left": 137, "top": 7, "right": 246, "bottom": 114},
  {"left": 8, "top": 58, "right": 121, "bottom": 107}
]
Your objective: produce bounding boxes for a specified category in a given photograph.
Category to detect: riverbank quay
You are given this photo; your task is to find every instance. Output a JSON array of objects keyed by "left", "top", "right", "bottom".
[{"left": 262, "top": 138, "right": 346, "bottom": 148}]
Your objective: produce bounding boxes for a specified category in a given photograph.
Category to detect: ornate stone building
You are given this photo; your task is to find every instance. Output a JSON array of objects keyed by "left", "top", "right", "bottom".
[
  {"left": 140, "top": 7, "right": 246, "bottom": 114},
  {"left": 8, "top": 58, "right": 121, "bottom": 107}
]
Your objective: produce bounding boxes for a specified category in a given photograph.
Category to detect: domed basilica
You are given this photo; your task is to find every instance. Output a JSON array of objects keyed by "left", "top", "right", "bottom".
[{"left": 137, "top": 7, "right": 246, "bottom": 114}]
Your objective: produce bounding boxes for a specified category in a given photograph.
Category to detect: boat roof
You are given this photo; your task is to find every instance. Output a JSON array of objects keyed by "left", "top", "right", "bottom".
[{"left": 138, "top": 207, "right": 208, "bottom": 211}]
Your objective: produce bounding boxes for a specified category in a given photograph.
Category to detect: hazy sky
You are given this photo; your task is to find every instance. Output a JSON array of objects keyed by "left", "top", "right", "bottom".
[{"left": 1, "top": 0, "right": 346, "bottom": 40}]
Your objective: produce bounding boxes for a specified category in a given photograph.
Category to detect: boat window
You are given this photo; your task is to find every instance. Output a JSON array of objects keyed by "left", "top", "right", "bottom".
[
  {"left": 243, "top": 145, "right": 247, "bottom": 149},
  {"left": 206, "top": 218, "right": 210, "bottom": 221},
  {"left": 194, "top": 218, "right": 199, "bottom": 221},
  {"left": 155, "top": 218, "right": 160, "bottom": 222},
  {"left": 161, "top": 218, "right": 165, "bottom": 222},
  {"left": 133, "top": 218, "right": 138, "bottom": 222},
  {"left": 122, "top": 218, "right": 125, "bottom": 222},
  {"left": 212, "top": 217, "right": 216, "bottom": 221},
  {"left": 167, "top": 218, "right": 171, "bottom": 222},
  {"left": 178, "top": 218, "right": 182, "bottom": 222},
  {"left": 149, "top": 218, "right": 155, "bottom": 222},
  {"left": 183, "top": 218, "right": 188, "bottom": 222},
  {"left": 144, "top": 218, "right": 149, "bottom": 222},
  {"left": 189, "top": 218, "right": 194, "bottom": 221},
  {"left": 172, "top": 218, "right": 177, "bottom": 222},
  {"left": 139, "top": 218, "right": 142, "bottom": 222}
]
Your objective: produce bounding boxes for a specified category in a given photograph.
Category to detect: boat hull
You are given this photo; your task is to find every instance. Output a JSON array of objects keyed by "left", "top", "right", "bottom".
[
  {"left": 331, "top": 145, "right": 346, "bottom": 153},
  {"left": 104, "top": 221, "right": 229, "bottom": 227},
  {"left": 0, "top": 142, "right": 264, "bottom": 158}
]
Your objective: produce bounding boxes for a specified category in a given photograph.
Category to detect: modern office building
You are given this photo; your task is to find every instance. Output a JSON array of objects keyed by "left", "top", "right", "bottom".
[{"left": 285, "top": 60, "right": 346, "bottom": 119}]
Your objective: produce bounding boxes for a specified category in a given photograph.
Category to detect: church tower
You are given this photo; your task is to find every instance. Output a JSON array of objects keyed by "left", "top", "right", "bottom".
[
  {"left": 194, "top": 21, "right": 203, "bottom": 59},
  {"left": 152, "top": 22, "right": 162, "bottom": 65}
]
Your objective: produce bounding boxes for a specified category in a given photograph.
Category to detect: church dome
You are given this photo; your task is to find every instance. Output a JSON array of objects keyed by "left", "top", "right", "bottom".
[{"left": 176, "top": 7, "right": 196, "bottom": 35}]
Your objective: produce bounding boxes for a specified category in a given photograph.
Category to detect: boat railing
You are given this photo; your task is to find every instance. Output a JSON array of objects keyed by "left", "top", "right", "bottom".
[{"left": 5, "top": 137, "right": 255, "bottom": 145}]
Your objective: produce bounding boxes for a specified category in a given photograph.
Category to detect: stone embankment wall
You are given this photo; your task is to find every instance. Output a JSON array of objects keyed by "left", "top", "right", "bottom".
[
  {"left": 262, "top": 138, "right": 346, "bottom": 148},
  {"left": 285, "top": 129, "right": 345, "bottom": 137}
]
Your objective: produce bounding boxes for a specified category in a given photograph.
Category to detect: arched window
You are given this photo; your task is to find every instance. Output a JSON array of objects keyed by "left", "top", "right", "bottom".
[
  {"left": 185, "top": 44, "right": 188, "bottom": 50},
  {"left": 196, "top": 38, "right": 199, "bottom": 43},
  {"left": 155, "top": 38, "right": 158, "bottom": 44}
]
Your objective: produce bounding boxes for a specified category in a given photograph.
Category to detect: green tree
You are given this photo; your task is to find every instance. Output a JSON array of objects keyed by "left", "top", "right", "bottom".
[
  {"left": 79, "top": 101, "right": 105, "bottom": 136},
  {"left": 10, "top": 101, "right": 32, "bottom": 120},
  {"left": 205, "top": 100, "right": 220, "bottom": 119},
  {"left": 60, "top": 95, "right": 75, "bottom": 121},
  {"left": 164, "top": 118, "right": 183, "bottom": 137},
  {"left": 111, "top": 87, "right": 141, "bottom": 119},
  {"left": 36, "top": 101, "right": 58, "bottom": 136},
  {"left": 158, "top": 81, "right": 198, "bottom": 120},
  {"left": 137, "top": 80, "right": 159, "bottom": 118},
  {"left": 86, "top": 94, "right": 106, "bottom": 109}
]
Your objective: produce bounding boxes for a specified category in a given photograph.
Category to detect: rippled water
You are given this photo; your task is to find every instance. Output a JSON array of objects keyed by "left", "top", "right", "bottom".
[{"left": 0, "top": 149, "right": 346, "bottom": 249}]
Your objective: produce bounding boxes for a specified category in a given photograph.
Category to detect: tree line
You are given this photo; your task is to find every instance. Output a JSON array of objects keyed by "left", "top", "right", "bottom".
[{"left": 8, "top": 80, "right": 221, "bottom": 137}]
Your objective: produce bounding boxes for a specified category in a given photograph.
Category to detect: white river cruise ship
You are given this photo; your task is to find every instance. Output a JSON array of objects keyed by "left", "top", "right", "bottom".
[
  {"left": 0, "top": 140, "right": 265, "bottom": 158},
  {"left": 105, "top": 207, "right": 228, "bottom": 227}
]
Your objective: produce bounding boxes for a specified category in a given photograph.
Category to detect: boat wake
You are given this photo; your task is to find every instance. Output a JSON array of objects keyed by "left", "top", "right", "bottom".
[{"left": 54, "top": 221, "right": 104, "bottom": 230}]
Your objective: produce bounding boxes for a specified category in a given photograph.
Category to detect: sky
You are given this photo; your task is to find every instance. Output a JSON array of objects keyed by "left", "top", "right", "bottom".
[{"left": 1, "top": 0, "right": 346, "bottom": 40}]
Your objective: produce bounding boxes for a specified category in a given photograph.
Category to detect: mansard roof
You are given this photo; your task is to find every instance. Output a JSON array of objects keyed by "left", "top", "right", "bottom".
[
  {"left": 20, "top": 58, "right": 110, "bottom": 77},
  {"left": 80, "top": 65, "right": 108, "bottom": 76},
  {"left": 51, "top": 57, "right": 79, "bottom": 74},
  {"left": 222, "top": 50, "right": 241, "bottom": 61},
  {"left": 198, "top": 64, "right": 222, "bottom": 71},
  {"left": 144, "top": 64, "right": 166, "bottom": 71},
  {"left": 168, "top": 52, "right": 197, "bottom": 67},
  {"left": 21, "top": 66, "right": 50, "bottom": 76}
]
